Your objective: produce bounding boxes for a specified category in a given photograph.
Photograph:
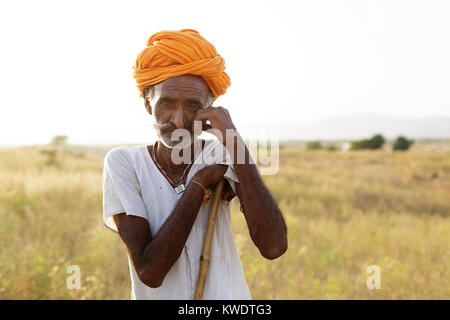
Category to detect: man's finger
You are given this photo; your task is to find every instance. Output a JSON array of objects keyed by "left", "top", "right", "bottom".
[{"left": 194, "top": 107, "right": 215, "bottom": 121}]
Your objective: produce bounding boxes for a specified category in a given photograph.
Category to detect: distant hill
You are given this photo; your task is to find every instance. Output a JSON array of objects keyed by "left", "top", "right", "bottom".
[{"left": 254, "top": 113, "right": 450, "bottom": 141}]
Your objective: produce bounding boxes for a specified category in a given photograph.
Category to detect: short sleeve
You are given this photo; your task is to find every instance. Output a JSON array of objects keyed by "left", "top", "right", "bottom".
[{"left": 102, "top": 147, "right": 149, "bottom": 232}]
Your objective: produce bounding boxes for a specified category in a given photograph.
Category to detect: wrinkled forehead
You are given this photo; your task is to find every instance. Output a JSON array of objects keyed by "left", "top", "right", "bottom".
[{"left": 152, "top": 75, "right": 210, "bottom": 102}]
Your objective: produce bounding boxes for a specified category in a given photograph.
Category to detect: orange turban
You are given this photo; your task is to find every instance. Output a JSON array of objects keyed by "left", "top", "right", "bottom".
[{"left": 133, "top": 29, "right": 230, "bottom": 99}]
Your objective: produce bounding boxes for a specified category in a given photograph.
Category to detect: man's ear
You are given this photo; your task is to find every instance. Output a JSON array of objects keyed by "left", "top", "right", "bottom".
[{"left": 144, "top": 95, "right": 152, "bottom": 115}]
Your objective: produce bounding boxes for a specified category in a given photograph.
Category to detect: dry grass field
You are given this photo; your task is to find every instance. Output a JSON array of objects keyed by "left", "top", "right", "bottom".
[{"left": 0, "top": 144, "right": 449, "bottom": 299}]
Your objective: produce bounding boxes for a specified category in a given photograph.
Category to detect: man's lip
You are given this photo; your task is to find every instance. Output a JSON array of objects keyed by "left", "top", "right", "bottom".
[{"left": 162, "top": 128, "right": 193, "bottom": 134}]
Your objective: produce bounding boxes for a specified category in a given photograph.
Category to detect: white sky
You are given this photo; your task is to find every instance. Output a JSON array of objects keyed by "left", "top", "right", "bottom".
[{"left": 0, "top": 0, "right": 449, "bottom": 145}]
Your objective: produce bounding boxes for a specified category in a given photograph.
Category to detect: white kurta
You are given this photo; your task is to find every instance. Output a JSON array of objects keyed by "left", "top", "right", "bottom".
[{"left": 102, "top": 138, "right": 252, "bottom": 300}]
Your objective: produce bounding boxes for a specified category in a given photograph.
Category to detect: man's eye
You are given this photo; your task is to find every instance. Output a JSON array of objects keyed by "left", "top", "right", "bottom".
[
  {"left": 187, "top": 104, "right": 200, "bottom": 111},
  {"left": 159, "top": 102, "right": 172, "bottom": 108}
]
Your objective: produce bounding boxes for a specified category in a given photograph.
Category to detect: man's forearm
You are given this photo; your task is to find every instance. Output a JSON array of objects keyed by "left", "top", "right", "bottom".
[
  {"left": 227, "top": 134, "right": 287, "bottom": 259},
  {"left": 139, "top": 179, "right": 205, "bottom": 286}
]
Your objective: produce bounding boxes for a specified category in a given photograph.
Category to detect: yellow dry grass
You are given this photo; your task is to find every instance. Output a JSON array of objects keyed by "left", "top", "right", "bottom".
[{"left": 0, "top": 145, "right": 449, "bottom": 299}]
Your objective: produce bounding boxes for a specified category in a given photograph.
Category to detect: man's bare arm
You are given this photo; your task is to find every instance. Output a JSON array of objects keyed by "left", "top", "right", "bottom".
[
  {"left": 194, "top": 107, "right": 288, "bottom": 260},
  {"left": 114, "top": 164, "right": 227, "bottom": 288},
  {"left": 232, "top": 135, "right": 288, "bottom": 260}
]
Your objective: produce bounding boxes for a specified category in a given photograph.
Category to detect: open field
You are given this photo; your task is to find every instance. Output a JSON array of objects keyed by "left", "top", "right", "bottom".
[{"left": 0, "top": 144, "right": 449, "bottom": 299}]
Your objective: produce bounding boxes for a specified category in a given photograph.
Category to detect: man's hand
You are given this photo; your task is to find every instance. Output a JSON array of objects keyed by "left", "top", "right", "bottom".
[
  {"left": 192, "top": 164, "right": 236, "bottom": 202},
  {"left": 194, "top": 106, "right": 237, "bottom": 146},
  {"left": 194, "top": 164, "right": 227, "bottom": 189}
]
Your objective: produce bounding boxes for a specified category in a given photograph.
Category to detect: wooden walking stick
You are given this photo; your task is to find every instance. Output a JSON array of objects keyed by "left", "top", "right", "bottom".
[{"left": 194, "top": 179, "right": 225, "bottom": 300}]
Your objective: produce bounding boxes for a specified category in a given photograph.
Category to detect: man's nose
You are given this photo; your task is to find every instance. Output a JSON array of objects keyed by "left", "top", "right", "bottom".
[{"left": 171, "top": 106, "right": 186, "bottom": 129}]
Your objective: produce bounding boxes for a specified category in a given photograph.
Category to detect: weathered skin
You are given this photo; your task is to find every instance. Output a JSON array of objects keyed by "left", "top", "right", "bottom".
[{"left": 114, "top": 75, "right": 287, "bottom": 288}]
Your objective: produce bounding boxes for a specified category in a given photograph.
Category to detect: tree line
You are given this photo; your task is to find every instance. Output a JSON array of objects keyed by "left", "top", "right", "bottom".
[{"left": 306, "top": 134, "right": 414, "bottom": 151}]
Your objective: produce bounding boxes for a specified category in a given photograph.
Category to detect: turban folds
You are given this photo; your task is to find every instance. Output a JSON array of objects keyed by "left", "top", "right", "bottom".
[{"left": 133, "top": 29, "right": 230, "bottom": 99}]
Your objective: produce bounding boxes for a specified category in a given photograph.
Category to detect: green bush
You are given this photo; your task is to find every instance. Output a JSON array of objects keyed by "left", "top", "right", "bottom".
[
  {"left": 368, "top": 134, "right": 385, "bottom": 149},
  {"left": 393, "top": 136, "right": 414, "bottom": 151},
  {"left": 326, "top": 145, "right": 337, "bottom": 151},
  {"left": 306, "top": 141, "right": 322, "bottom": 150},
  {"left": 351, "top": 134, "right": 385, "bottom": 150},
  {"left": 351, "top": 139, "right": 370, "bottom": 150}
]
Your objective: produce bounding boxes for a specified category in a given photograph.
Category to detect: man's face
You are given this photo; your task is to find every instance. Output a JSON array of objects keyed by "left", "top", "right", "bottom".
[{"left": 146, "top": 75, "right": 211, "bottom": 148}]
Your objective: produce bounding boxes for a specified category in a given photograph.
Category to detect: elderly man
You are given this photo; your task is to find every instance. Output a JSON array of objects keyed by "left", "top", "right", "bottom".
[{"left": 102, "top": 29, "right": 287, "bottom": 300}]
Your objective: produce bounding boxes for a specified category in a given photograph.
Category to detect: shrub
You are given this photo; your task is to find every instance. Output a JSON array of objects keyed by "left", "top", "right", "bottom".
[
  {"left": 351, "top": 139, "right": 370, "bottom": 150},
  {"left": 50, "top": 135, "right": 68, "bottom": 147},
  {"left": 326, "top": 145, "right": 337, "bottom": 151},
  {"left": 351, "top": 134, "right": 385, "bottom": 150},
  {"left": 306, "top": 141, "right": 322, "bottom": 150},
  {"left": 393, "top": 136, "right": 414, "bottom": 151},
  {"left": 368, "top": 134, "right": 385, "bottom": 149}
]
